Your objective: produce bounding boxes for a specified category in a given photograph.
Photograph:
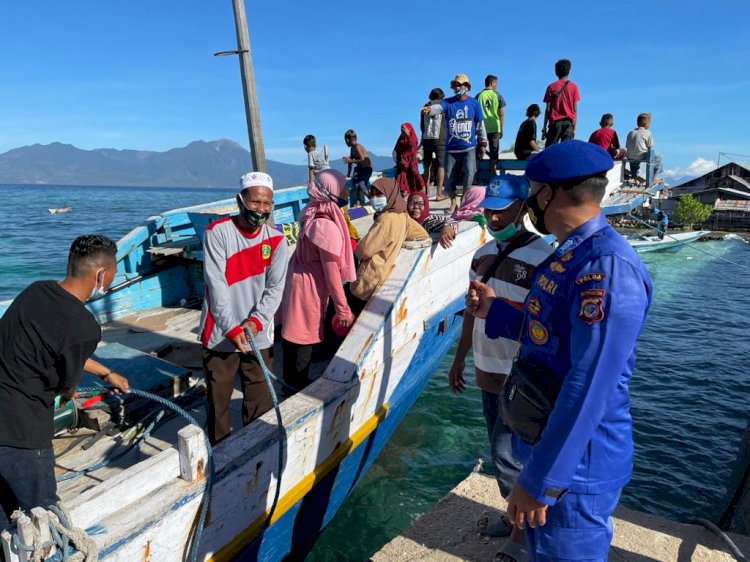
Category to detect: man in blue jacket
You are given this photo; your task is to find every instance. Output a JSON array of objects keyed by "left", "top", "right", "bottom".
[{"left": 467, "top": 140, "right": 652, "bottom": 561}]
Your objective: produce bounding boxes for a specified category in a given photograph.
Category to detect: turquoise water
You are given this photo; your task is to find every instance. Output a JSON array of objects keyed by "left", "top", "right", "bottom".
[{"left": 2, "top": 184, "right": 750, "bottom": 560}]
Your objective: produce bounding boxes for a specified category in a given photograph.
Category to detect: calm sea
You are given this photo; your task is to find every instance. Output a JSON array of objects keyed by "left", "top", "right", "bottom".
[{"left": 2, "top": 184, "right": 750, "bottom": 560}]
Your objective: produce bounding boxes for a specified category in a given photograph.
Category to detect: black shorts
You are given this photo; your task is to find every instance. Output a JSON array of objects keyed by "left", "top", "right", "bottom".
[
  {"left": 487, "top": 132, "right": 502, "bottom": 160},
  {"left": 422, "top": 139, "right": 445, "bottom": 168}
]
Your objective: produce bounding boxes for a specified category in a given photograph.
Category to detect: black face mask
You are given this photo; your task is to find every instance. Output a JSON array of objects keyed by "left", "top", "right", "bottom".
[
  {"left": 238, "top": 198, "right": 270, "bottom": 228},
  {"left": 527, "top": 185, "right": 555, "bottom": 235}
]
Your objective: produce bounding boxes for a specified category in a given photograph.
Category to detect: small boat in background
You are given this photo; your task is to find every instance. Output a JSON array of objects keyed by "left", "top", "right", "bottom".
[
  {"left": 48, "top": 204, "right": 72, "bottom": 214},
  {"left": 627, "top": 230, "right": 710, "bottom": 253}
]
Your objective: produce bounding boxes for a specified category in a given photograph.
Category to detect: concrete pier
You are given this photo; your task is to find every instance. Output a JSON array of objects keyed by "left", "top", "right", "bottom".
[{"left": 372, "top": 472, "right": 750, "bottom": 561}]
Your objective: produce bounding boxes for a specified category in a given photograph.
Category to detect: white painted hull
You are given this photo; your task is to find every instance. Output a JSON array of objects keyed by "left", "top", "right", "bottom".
[{"left": 628, "top": 231, "right": 710, "bottom": 253}]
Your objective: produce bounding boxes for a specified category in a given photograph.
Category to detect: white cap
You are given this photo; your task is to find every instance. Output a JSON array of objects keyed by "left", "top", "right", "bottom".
[{"left": 239, "top": 172, "right": 273, "bottom": 192}]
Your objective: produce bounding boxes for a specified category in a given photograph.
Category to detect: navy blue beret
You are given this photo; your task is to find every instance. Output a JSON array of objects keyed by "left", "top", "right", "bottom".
[{"left": 525, "top": 140, "right": 613, "bottom": 184}]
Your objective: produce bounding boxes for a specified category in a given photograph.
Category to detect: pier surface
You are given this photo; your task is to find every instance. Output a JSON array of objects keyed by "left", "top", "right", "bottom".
[{"left": 372, "top": 472, "right": 750, "bottom": 561}]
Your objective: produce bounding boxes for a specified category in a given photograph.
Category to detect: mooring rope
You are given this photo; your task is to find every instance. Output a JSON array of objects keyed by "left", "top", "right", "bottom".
[
  {"left": 244, "top": 327, "right": 288, "bottom": 550},
  {"left": 626, "top": 213, "right": 750, "bottom": 273}
]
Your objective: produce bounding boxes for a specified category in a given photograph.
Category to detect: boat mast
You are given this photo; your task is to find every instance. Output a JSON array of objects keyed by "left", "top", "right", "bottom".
[{"left": 230, "top": 0, "right": 267, "bottom": 173}]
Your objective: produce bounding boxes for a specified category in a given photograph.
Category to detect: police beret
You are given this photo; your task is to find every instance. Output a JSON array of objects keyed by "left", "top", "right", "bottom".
[{"left": 525, "top": 140, "right": 613, "bottom": 184}]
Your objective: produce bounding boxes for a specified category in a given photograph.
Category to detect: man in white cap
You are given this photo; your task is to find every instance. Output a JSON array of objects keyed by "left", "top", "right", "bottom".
[
  {"left": 422, "top": 73, "right": 488, "bottom": 213},
  {"left": 199, "top": 172, "right": 288, "bottom": 444}
]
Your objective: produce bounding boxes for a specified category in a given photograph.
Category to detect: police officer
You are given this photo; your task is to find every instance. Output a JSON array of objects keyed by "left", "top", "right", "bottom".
[{"left": 467, "top": 140, "right": 652, "bottom": 561}]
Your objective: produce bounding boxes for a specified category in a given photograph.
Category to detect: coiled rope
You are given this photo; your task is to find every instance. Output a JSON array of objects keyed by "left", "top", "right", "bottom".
[
  {"left": 49, "top": 388, "right": 213, "bottom": 562},
  {"left": 626, "top": 213, "right": 750, "bottom": 273}
]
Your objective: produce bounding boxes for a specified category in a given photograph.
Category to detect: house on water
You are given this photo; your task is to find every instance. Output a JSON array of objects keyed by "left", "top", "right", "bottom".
[{"left": 669, "top": 161, "right": 750, "bottom": 230}]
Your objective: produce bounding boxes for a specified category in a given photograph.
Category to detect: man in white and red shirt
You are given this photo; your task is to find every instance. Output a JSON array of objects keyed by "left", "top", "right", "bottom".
[{"left": 199, "top": 171, "right": 288, "bottom": 444}]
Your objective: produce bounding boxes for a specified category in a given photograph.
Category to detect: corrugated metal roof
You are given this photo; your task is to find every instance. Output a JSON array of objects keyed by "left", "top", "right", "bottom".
[{"left": 715, "top": 199, "right": 750, "bottom": 212}]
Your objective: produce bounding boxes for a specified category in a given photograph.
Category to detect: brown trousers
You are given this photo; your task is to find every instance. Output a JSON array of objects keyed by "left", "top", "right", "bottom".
[{"left": 201, "top": 346, "right": 274, "bottom": 445}]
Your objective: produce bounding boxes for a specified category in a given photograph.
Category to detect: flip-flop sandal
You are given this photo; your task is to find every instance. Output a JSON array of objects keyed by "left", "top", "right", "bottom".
[
  {"left": 434, "top": 195, "right": 448, "bottom": 201},
  {"left": 476, "top": 515, "right": 512, "bottom": 537},
  {"left": 494, "top": 539, "right": 529, "bottom": 562}
]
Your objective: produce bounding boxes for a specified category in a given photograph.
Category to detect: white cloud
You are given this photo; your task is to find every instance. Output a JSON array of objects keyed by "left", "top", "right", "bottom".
[{"left": 663, "top": 157, "right": 717, "bottom": 180}]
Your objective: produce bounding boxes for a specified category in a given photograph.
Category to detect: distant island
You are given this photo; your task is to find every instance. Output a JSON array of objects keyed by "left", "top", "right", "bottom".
[{"left": 0, "top": 140, "right": 394, "bottom": 189}]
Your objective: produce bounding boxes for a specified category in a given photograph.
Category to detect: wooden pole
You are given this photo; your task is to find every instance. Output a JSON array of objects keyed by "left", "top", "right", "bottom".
[{"left": 231, "top": 0, "right": 267, "bottom": 173}]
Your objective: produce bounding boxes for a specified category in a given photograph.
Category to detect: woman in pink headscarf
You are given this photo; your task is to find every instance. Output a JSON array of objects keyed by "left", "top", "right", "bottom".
[
  {"left": 451, "top": 185, "right": 487, "bottom": 225},
  {"left": 281, "top": 169, "right": 356, "bottom": 391},
  {"left": 394, "top": 122, "right": 425, "bottom": 194}
]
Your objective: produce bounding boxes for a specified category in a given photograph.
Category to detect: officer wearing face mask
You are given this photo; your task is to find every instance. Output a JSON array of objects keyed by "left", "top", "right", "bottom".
[
  {"left": 199, "top": 172, "right": 289, "bottom": 445},
  {"left": 0, "top": 234, "right": 130, "bottom": 533},
  {"left": 448, "top": 174, "right": 553, "bottom": 552},
  {"left": 467, "top": 141, "right": 652, "bottom": 561}
]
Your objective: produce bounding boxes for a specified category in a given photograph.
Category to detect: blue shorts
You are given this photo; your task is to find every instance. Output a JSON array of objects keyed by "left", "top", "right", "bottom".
[{"left": 525, "top": 489, "right": 621, "bottom": 561}]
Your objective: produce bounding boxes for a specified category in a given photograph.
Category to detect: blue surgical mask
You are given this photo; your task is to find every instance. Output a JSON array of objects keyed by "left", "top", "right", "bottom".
[
  {"left": 488, "top": 223, "right": 518, "bottom": 242},
  {"left": 371, "top": 196, "right": 387, "bottom": 211},
  {"left": 88, "top": 268, "right": 106, "bottom": 300}
]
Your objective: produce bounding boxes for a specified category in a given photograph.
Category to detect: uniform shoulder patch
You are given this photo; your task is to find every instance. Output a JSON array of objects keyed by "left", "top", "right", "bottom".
[
  {"left": 550, "top": 261, "right": 566, "bottom": 273},
  {"left": 527, "top": 297, "right": 541, "bottom": 317},
  {"left": 261, "top": 243, "right": 272, "bottom": 259},
  {"left": 578, "top": 289, "right": 606, "bottom": 324},
  {"left": 528, "top": 320, "right": 549, "bottom": 345},
  {"left": 559, "top": 251, "right": 574, "bottom": 262},
  {"left": 575, "top": 272, "right": 607, "bottom": 285}
]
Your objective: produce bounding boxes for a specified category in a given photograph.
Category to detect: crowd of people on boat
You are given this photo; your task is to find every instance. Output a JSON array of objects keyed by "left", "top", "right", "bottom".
[{"left": 0, "top": 58, "right": 657, "bottom": 562}]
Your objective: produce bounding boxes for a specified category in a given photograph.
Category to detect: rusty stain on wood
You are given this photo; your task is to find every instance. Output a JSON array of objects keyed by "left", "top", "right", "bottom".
[
  {"left": 479, "top": 225, "right": 488, "bottom": 245},
  {"left": 396, "top": 298, "right": 408, "bottom": 324},
  {"left": 196, "top": 458, "right": 205, "bottom": 481},
  {"left": 143, "top": 539, "right": 152, "bottom": 561}
]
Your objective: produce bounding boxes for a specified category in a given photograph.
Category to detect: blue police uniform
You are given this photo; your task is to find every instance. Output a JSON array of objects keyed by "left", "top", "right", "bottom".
[{"left": 484, "top": 141, "right": 653, "bottom": 561}]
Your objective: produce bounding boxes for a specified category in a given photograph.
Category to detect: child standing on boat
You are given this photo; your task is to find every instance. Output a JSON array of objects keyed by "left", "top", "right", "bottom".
[
  {"left": 304, "top": 134, "right": 330, "bottom": 183},
  {"left": 199, "top": 172, "right": 288, "bottom": 445},
  {"left": 343, "top": 129, "right": 372, "bottom": 207},
  {"left": 541, "top": 59, "right": 580, "bottom": 145}
]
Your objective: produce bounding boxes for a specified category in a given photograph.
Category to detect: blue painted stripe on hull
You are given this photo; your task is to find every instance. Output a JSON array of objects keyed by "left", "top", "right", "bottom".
[{"left": 236, "top": 298, "right": 466, "bottom": 561}]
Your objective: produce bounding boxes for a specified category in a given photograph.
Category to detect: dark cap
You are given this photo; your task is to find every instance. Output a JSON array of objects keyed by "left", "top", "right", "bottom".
[{"left": 525, "top": 140, "right": 613, "bottom": 184}]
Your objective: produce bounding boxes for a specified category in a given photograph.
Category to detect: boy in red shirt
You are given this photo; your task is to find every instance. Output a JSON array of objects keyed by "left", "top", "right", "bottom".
[
  {"left": 542, "top": 59, "right": 580, "bottom": 146},
  {"left": 588, "top": 113, "right": 626, "bottom": 159}
]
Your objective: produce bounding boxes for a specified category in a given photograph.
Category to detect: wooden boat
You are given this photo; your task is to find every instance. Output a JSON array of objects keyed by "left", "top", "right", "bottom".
[
  {"left": 627, "top": 230, "right": 711, "bottom": 253},
  {"left": 48, "top": 205, "right": 72, "bottom": 214},
  {"left": 0, "top": 159, "right": 664, "bottom": 561}
]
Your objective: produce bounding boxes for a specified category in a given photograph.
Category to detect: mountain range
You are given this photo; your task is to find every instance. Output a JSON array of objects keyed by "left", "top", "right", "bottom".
[{"left": 0, "top": 140, "right": 395, "bottom": 189}]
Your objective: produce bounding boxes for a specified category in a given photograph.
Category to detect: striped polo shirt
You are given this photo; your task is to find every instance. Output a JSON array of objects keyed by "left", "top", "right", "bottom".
[
  {"left": 199, "top": 217, "right": 288, "bottom": 351},
  {"left": 470, "top": 234, "right": 553, "bottom": 386}
]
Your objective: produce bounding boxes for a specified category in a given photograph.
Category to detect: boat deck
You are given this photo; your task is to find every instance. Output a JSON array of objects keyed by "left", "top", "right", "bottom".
[
  {"left": 54, "top": 193, "right": 456, "bottom": 503},
  {"left": 372, "top": 472, "right": 750, "bottom": 561}
]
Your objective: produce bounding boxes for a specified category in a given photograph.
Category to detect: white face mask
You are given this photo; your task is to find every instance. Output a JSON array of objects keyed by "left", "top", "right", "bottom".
[
  {"left": 371, "top": 196, "right": 387, "bottom": 212},
  {"left": 88, "top": 268, "right": 107, "bottom": 300}
]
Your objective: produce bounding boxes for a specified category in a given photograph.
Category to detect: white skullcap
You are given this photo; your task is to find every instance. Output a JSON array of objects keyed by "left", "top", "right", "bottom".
[{"left": 239, "top": 171, "right": 273, "bottom": 192}]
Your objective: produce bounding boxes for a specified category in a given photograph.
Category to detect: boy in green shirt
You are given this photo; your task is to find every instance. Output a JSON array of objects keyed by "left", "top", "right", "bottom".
[{"left": 476, "top": 75, "right": 507, "bottom": 175}]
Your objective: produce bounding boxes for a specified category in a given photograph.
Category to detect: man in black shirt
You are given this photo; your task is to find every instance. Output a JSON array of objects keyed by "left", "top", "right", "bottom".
[
  {"left": 0, "top": 235, "right": 130, "bottom": 533},
  {"left": 514, "top": 104, "right": 542, "bottom": 160}
]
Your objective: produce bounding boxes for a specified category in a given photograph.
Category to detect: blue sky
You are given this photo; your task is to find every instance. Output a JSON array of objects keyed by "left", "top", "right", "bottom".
[{"left": 1, "top": 1, "right": 748, "bottom": 180}]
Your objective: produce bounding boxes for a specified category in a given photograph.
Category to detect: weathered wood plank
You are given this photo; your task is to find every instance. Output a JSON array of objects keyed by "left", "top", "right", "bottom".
[{"left": 178, "top": 425, "right": 207, "bottom": 482}]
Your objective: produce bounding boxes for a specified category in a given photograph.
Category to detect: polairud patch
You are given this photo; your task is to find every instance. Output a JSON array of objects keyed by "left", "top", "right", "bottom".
[
  {"left": 578, "top": 289, "right": 606, "bottom": 324},
  {"left": 528, "top": 320, "right": 549, "bottom": 345},
  {"left": 575, "top": 272, "right": 607, "bottom": 285}
]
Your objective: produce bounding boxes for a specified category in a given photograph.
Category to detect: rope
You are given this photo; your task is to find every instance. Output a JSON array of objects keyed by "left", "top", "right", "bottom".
[
  {"left": 52, "top": 388, "right": 213, "bottom": 562},
  {"left": 244, "top": 327, "right": 287, "bottom": 547},
  {"left": 626, "top": 213, "right": 750, "bottom": 273},
  {"left": 9, "top": 502, "right": 98, "bottom": 562},
  {"left": 693, "top": 518, "right": 747, "bottom": 561}
]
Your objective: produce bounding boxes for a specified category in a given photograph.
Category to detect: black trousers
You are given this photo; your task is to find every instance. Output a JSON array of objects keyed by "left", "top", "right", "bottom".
[
  {"left": 546, "top": 118, "right": 574, "bottom": 145},
  {"left": 282, "top": 339, "right": 315, "bottom": 392},
  {"left": 0, "top": 445, "right": 58, "bottom": 532},
  {"left": 201, "top": 347, "right": 273, "bottom": 445}
]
